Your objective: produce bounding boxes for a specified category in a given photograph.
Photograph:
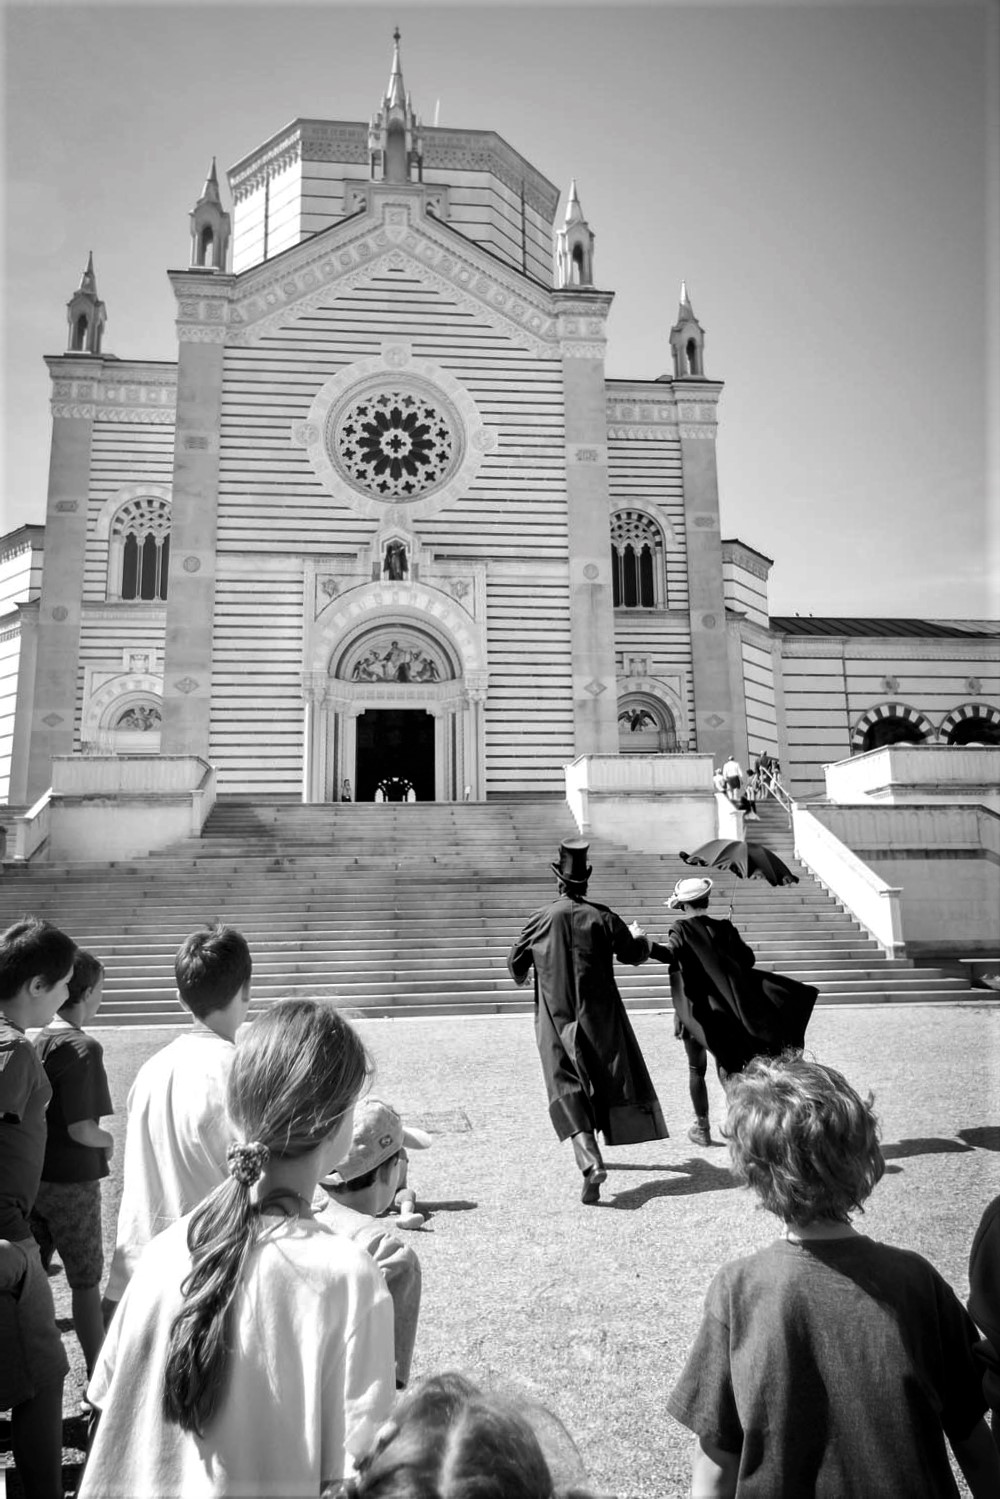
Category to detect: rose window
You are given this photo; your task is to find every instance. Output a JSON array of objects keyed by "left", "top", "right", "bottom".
[{"left": 331, "top": 388, "right": 458, "bottom": 500}]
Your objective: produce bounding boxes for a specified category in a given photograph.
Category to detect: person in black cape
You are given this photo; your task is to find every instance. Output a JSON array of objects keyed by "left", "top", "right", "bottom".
[
  {"left": 508, "top": 840, "right": 668, "bottom": 1205},
  {"left": 642, "top": 876, "right": 818, "bottom": 1148}
]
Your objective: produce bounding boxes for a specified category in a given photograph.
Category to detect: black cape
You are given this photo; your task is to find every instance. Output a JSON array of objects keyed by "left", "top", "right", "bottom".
[
  {"left": 508, "top": 894, "right": 668, "bottom": 1146},
  {"left": 650, "top": 914, "right": 817, "bottom": 1074}
]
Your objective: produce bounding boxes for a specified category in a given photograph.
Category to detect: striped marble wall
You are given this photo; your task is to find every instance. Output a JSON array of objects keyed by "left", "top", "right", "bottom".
[{"left": 212, "top": 266, "right": 575, "bottom": 794}]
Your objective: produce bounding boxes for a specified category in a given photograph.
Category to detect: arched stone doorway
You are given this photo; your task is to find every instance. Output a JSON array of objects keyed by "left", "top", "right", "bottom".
[
  {"left": 851, "top": 702, "right": 934, "bottom": 754},
  {"left": 939, "top": 703, "right": 1000, "bottom": 746},
  {"left": 303, "top": 592, "right": 488, "bottom": 802}
]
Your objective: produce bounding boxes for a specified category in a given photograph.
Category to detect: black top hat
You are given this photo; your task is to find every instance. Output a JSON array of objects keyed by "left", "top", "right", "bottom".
[{"left": 551, "top": 839, "right": 592, "bottom": 885}]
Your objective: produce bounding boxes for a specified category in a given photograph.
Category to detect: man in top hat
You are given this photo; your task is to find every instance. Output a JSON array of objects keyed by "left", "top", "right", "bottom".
[
  {"left": 642, "top": 876, "right": 817, "bottom": 1147},
  {"left": 508, "top": 839, "right": 668, "bottom": 1204}
]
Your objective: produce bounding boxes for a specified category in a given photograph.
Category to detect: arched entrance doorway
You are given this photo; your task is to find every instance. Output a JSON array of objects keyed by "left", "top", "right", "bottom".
[
  {"left": 355, "top": 709, "right": 435, "bottom": 800},
  {"left": 303, "top": 576, "right": 489, "bottom": 804}
]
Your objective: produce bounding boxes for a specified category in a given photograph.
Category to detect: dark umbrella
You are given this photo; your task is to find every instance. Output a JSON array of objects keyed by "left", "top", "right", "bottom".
[
  {"left": 678, "top": 839, "right": 798, "bottom": 919},
  {"left": 678, "top": 839, "right": 798, "bottom": 887}
]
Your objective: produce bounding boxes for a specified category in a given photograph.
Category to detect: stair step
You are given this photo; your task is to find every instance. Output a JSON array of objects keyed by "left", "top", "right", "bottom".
[{"left": 0, "top": 797, "right": 972, "bottom": 1025}]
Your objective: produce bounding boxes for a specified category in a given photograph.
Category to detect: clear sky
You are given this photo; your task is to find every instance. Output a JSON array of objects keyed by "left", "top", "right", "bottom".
[{"left": 3, "top": 0, "right": 998, "bottom": 618}]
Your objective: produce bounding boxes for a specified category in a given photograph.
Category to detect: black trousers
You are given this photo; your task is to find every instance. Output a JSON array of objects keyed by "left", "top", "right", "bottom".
[{"left": 681, "top": 1032, "right": 730, "bottom": 1118}]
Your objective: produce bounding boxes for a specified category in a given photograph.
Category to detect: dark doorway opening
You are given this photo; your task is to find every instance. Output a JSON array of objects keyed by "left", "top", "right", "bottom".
[
  {"left": 861, "top": 718, "right": 926, "bottom": 752},
  {"left": 356, "top": 709, "right": 435, "bottom": 801}
]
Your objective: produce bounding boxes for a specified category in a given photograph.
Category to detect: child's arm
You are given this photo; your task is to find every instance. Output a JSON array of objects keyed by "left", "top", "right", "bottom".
[
  {"left": 67, "top": 1119, "right": 114, "bottom": 1154},
  {"left": 950, "top": 1418, "right": 1000, "bottom": 1498},
  {"left": 690, "top": 1435, "right": 739, "bottom": 1498}
]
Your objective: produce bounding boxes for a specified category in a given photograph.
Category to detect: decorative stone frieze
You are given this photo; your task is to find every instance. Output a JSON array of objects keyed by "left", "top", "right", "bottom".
[{"left": 230, "top": 200, "right": 558, "bottom": 356}]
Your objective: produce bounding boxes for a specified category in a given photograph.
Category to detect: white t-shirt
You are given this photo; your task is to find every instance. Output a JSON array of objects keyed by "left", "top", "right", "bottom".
[
  {"left": 105, "top": 1027, "right": 235, "bottom": 1299},
  {"left": 82, "top": 1212, "right": 395, "bottom": 1497}
]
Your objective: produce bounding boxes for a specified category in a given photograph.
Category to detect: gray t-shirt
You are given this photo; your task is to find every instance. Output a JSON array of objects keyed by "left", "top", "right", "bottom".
[{"left": 668, "top": 1235, "right": 985, "bottom": 1498}]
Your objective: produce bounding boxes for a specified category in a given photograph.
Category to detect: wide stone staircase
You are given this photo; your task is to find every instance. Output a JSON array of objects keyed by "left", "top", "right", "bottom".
[{"left": 0, "top": 795, "right": 969, "bottom": 1025}]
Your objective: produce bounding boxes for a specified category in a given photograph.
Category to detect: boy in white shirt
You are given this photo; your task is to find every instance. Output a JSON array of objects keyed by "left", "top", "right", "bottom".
[{"left": 102, "top": 923, "right": 252, "bottom": 1320}]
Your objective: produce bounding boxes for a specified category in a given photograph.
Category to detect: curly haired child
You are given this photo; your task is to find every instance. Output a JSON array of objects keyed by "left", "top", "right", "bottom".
[{"left": 667, "top": 1054, "right": 999, "bottom": 1498}]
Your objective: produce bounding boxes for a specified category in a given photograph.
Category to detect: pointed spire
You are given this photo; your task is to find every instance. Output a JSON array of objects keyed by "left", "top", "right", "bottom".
[
  {"left": 189, "top": 159, "right": 231, "bottom": 270},
  {"left": 670, "top": 282, "right": 706, "bottom": 378},
  {"left": 79, "top": 251, "right": 97, "bottom": 296},
  {"left": 556, "top": 182, "right": 596, "bottom": 288},
  {"left": 67, "top": 252, "right": 106, "bottom": 354},
  {"left": 386, "top": 27, "right": 406, "bottom": 111},
  {"left": 370, "top": 29, "right": 423, "bottom": 184},
  {"left": 565, "top": 180, "right": 584, "bottom": 224},
  {"left": 200, "top": 157, "right": 222, "bottom": 206}
]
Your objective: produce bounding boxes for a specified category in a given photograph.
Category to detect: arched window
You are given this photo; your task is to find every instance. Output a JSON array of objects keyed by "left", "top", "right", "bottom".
[
  {"left": 861, "top": 716, "right": 926, "bottom": 752},
  {"left": 610, "top": 510, "right": 665, "bottom": 608},
  {"left": 685, "top": 337, "right": 701, "bottom": 376},
  {"left": 617, "top": 696, "right": 677, "bottom": 754},
  {"left": 941, "top": 704, "right": 1000, "bottom": 746},
  {"left": 108, "top": 495, "right": 171, "bottom": 601},
  {"left": 74, "top": 314, "right": 89, "bottom": 352},
  {"left": 198, "top": 226, "right": 214, "bottom": 267}
]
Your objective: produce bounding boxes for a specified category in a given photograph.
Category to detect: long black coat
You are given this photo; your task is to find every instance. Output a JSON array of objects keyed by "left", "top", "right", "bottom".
[
  {"left": 508, "top": 894, "right": 668, "bottom": 1145},
  {"left": 650, "top": 914, "right": 817, "bottom": 1074}
]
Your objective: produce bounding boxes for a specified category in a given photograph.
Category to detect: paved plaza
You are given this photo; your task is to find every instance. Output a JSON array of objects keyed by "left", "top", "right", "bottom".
[{"left": 11, "top": 999, "right": 999, "bottom": 1498}]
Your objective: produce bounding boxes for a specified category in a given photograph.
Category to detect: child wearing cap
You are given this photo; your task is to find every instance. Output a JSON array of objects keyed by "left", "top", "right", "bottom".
[
  {"left": 318, "top": 1098, "right": 430, "bottom": 1388},
  {"left": 637, "top": 877, "right": 816, "bottom": 1147}
]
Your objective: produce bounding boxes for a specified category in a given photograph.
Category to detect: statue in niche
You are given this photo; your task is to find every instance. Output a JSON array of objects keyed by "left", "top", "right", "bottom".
[
  {"left": 116, "top": 705, "right": 161, "bottom": 732},
  {"left": 383, "top": 540, "right": 408, "bottom": 581},
  {"left": 619, "top": 708, "right": 658, "bottom": 733}
]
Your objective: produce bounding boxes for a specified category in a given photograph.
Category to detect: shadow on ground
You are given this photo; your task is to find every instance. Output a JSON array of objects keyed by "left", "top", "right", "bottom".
[
  {"left": 959, "top": 1126, "right": 1000, "bottom": 1151},
  {"left": 882, "top": 1136, "right": 976, "bottom": 1160},
  {"left": 606, "top": 1159, "right": 738, "bottom": 1209}
]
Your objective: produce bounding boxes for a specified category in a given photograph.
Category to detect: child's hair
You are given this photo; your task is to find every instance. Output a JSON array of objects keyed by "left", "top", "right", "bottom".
[
  {"left": 0, "top": 918, "right": 77, "bottom": 1002},
  {"left": 174, "top": 922, "right": 252, "bottom": 1019},
  {"left": 325, "top": 1373, "right": 598, "bottom": 1499},
  {"left": 61, "top": 950, "right": 104, "bottom": 1012},
  {"left": 725, "top": 1053, "right": 884, "bottom": 1225},
  {"left": 162, "top": 999, "right": 371, "bottom": 1435}
]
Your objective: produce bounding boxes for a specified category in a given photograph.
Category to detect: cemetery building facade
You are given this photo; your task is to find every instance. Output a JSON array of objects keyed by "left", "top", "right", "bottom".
[{"left": 2, "top": 38, "right": 997, "bottom": 811}]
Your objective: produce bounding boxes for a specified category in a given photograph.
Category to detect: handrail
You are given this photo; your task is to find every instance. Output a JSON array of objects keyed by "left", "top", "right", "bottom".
[
  {"left": 756, "top": 766, "right": 794, "bottom": 824},
  {"left": 12, "top": 790, "right": 52, "bottom": 862},
  {"left": 791, "top": 805, "right": 905, "bottom": 957}
]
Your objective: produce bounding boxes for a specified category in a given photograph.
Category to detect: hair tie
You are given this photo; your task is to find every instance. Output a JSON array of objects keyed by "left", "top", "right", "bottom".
[{"left": 227, "top": 1140, "right": 269, "bottom": 1186}]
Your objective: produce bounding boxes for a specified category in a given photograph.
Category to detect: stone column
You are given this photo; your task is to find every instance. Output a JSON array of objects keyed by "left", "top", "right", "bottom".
[
  {"left": 677, "top": 386, "right": 734, "bottom": 767},
  {"left": 24, "top": 358, "right": 100, "bottom": 801},
  {"left": 160, "top": 274, "right": 233, "bottom": 760},
  {"left": 555, "top": 292, "right": 619, "bottom": 755},
  {"left": 7, "top": 601, "right": 39, "bottom": 805}
]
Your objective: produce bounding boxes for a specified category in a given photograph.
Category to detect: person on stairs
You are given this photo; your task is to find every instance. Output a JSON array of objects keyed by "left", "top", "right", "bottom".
[
  {"left": 637, "top": 877, "right": 818, "bottom": 1148},
  {"left": 508, "top": 839, "right": 668, "bottom": 1205}
]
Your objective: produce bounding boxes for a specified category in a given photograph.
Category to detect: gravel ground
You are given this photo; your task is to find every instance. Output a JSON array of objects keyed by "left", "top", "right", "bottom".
[{"left": 5, "top": 1001, "right": 998, "bottom": 1498}]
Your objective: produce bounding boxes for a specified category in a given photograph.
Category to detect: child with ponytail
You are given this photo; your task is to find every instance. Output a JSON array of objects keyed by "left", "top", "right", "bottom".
[{"left": 80, "top": 999, "right": 395, "bottom": 1498}]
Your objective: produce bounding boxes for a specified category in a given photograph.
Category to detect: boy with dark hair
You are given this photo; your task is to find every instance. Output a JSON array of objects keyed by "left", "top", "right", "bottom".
[
  {"left": 103, "top": 923, "right": 252, "bottom": 1315},
  {"left": 30, "top": 951, "right": 113, "bottom": 1379},
  {"left": 668, "top": 1054, "right": 999, "bottom": 1498},
  {"left": 0, "top": 916, "right": 77, "bottom": 1499}
]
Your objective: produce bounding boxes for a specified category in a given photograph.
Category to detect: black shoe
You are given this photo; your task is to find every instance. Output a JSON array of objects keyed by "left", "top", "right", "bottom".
[
  {"left": 580, "top": 1164, "right": 607, "bottom": 1205},
  {"left": 687, "top": 1118, "right": 712, "bottom": 1147}
]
